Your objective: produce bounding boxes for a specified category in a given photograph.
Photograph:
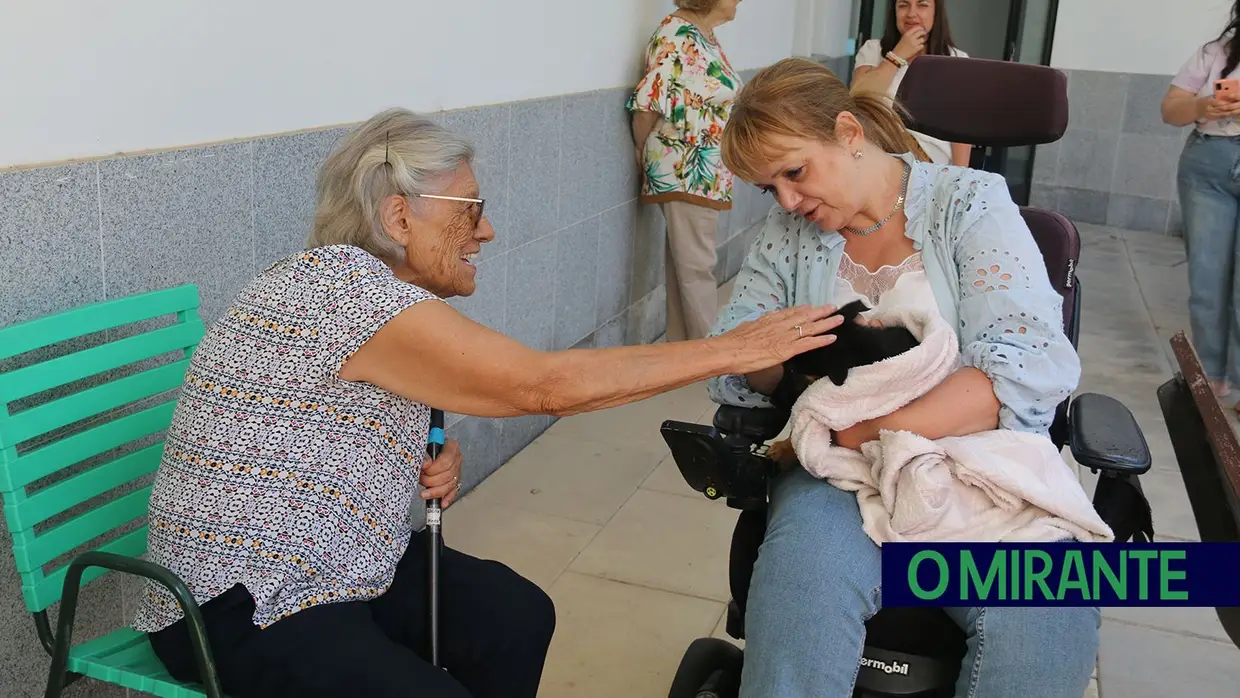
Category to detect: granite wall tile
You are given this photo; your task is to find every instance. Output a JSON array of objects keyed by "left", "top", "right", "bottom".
[
  {"left": 504, "top": 234, "right": 558, "bottom": 352},
  {"left": 1029, "top": 183, "right": 1058, "bottom": 210},
  {"left": 1035, "top": 69, "right": 1186, "bottom": 235},
  {"left": 254, "top": 127, "right": 347, "bottom": 267},
  {"left": 553, "top": 217, "right": 601, "bottom": 350},
  {"left": 1056, "top": 129, "right": 1118, "bottom": 192},
  {"left": 626, "top": 284, "right": 667, "bottom": 345},
  {"left": 1106, "top": 193, "right": 1171, "bottom": 234},
  {"left": 1168, "top": 200, "right": 1183, "bottom": 236},
  {"left": 449, "top": 415, "right": 504, "bottom": 492},
  {"left": 1068, "top": 70, "right": 1130, "bottom": 132},
  {"left": 560, "top": 91, "right": 612, "bottom": 229},
  {"left": 1032, "top": 142, "right": 1059, "bottom": 184},
  {"left": 437, "top": 104, "right": 514, "bottom": 254},
  {"left": 630, "top": 202, "right": 667, "bottom": 303},
  {"left": 0, "top": 163, "right": 103, "bottom": 329},
  {"left": 99, "top": 142, "right": 255, "bottom": 327},
  {"left": 447, "top": 256, "right": 506, "bottom": 334},
  {"left": 595, "top": 310, "right": 629, "bottom": 349},
  {"left": 497, "top": 414, "right": 556, "bottom": 466},
  {"left": 600, "top": 88, "right": 643, "bottom": 209},
  {"left": 1123, "top": 74, "right": 1185, "bottom": 137},
  {"left": 596, "top": 202, "right": 637, "bottom": 325},
  {"left": 1057, "top": 187, "right": 1110, "bottom": 225},
  {"left": 507, "top": 97, "right": 563, "bottom": 249},
  {"left": 1111, "top": 133, "right": 1182, "bottom": 200}
]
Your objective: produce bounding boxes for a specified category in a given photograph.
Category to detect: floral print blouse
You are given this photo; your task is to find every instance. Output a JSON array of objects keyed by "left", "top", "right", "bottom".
[{"left": 627, "top": 14, "right": 742, "bottom": 211}]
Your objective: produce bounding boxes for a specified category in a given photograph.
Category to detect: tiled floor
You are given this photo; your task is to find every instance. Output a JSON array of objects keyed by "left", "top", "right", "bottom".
[{"left": 441, "top": 224, "right": 1240, "bottom": 698}]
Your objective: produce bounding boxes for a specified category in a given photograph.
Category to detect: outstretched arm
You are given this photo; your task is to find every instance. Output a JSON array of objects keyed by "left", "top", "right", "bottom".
[
  {"left": 707, "top": 207, "right": 805, "bottom": 407},
  {"left": 341, "top": 295, "right": 843, "bottom": 419}
]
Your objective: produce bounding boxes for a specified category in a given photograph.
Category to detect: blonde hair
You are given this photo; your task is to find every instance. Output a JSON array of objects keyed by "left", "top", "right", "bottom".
[
  {"left": 307, "top": 108, "right": 474, "bottom": 263},
  {"left": 721, "top": 58, "right": 930, "bottom": 182},
  {"left": 674, "top": 0, "right": 720, "bottom": 11}
]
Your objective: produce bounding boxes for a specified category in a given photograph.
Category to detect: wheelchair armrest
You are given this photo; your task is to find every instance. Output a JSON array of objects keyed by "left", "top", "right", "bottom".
[
  {"left": 712, "top": 404, "right": 790, "bottom": 442},
  {"left": 1068, "top": 392, "right": 1152, "bottom": 475}
]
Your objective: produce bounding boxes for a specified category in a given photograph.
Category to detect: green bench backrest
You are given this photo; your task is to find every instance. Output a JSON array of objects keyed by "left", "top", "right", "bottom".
[{"left": 0, "top": 285, "right": 204, "bottom": 612}]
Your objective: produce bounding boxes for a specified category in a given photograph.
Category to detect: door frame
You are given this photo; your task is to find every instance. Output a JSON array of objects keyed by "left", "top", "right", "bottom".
[{"left": 850, "top": 0, "right": 1061, "bottom": 205}]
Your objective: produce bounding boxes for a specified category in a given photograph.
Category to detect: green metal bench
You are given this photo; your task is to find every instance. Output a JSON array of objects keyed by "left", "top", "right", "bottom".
[{"left": 0, "top": 285, "right": 224, "bottom": 698}]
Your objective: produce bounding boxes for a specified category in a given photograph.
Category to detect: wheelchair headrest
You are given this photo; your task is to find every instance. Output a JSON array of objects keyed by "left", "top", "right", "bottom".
[{"left": 893, "top": 55, "right": 1069, "bottom": 148}]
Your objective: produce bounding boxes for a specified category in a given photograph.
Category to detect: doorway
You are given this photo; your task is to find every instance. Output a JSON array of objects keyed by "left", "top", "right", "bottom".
[{"left": 853, "top": 0, "right": 1060, "bottom": 205}]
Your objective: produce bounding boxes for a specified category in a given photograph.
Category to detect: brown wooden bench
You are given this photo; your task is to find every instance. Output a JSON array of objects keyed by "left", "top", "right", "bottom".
[{"left": 1158, "top": 331, "right": 1240, "bottom": 649}]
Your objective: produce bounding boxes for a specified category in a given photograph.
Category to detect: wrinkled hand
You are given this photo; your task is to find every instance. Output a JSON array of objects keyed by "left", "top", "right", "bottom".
[
  {"left": 893, "top": 26, "right": 927, "bottom": 61},
  {"left": 421, "top": 438, "right": 463, "bottom": 508},
  {"left": 721, "top": 304, "right": 846, "bottom": 375}
]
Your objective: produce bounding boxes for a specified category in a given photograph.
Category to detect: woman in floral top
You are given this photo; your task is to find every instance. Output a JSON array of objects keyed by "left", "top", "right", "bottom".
[{"left": 628, "top": 0, "right": 743, "bottom": 341}]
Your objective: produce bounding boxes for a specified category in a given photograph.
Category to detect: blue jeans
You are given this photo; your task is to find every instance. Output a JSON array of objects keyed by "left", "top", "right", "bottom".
[
  {"left": 1178, "top": 130, "right": 1240, "bottom": 386},
  {"left": 739, "top": 467, "right": 1100, "bottom": 698}
]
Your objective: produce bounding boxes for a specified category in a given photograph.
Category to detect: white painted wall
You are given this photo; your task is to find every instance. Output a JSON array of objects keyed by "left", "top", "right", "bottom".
[
  {"left": 1050, "top": 0, "right": 1234, "bottom": 75},
  {"left": 809, "top": 0, "right": 856, "bottom": 57},
  {"left": 0, "top": 0, "right": 797, "bottom": 169}
]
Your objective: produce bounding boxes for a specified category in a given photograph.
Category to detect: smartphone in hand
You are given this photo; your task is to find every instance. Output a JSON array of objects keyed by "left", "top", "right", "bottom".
[{"left": 1215, "top": 78, "right": 1240, "bottom": 101}]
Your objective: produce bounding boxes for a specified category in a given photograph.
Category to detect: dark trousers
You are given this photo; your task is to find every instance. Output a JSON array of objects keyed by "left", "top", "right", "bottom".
[{"left": 147, "top": 529, "right": 556, "bottom": 697}]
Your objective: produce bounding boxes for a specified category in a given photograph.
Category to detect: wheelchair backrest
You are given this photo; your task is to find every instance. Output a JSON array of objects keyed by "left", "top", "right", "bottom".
[
  {"left": 895, "top": 56, "right": 1080, "bottom": 443},
  {"left": 1158, "top": 331, "right": 1240, "bottom": 650}
]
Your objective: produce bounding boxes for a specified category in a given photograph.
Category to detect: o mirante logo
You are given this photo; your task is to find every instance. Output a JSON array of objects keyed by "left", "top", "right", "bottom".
[{"left": 881, "top": 542, "right": 1240, "bottom": 607}]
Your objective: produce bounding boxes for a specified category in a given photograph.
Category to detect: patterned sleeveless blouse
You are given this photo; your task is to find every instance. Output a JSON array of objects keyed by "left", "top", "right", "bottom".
[{"left": 133, "top": 245, "right": 439, "bottom": 632}]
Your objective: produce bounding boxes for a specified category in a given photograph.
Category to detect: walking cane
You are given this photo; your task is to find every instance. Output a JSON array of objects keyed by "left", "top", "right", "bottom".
[{"left": 426, "top": 408, "right": 446, "bottom": 669}]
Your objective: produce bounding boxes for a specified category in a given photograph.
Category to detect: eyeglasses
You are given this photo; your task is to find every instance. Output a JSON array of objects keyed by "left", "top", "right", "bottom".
[
  {"left": 408, "top": 193, "right": 485, "bottom": 227},
  {"left": 386, "top": 131, "right": 486, "bottom": 226}
]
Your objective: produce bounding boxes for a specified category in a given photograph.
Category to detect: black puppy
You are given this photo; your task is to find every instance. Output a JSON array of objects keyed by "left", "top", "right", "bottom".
[
  {"left": 770, "top": 299, "right": 921, "bottom": 412},
  {"left": 765, "top": 300, "right": 920, "bottom": 466}
]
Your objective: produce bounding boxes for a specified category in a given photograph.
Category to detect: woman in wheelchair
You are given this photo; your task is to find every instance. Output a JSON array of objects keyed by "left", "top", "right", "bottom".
[{"left": 706, "top": 58, "right": 1098, "bottom": 698}]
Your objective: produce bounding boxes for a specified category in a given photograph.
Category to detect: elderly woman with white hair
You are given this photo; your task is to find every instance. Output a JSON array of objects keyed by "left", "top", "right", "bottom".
[{"left": 132, "top": 107, "right": 843, "bottom": 698}]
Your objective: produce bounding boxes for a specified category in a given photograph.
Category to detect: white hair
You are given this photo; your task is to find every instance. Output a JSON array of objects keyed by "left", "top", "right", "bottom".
[{"left": 307, "top": 107, "right": 475, "bottom": 263}]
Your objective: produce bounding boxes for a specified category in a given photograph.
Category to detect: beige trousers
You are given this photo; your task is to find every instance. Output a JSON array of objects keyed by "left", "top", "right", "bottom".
[{"left": 660, "top": 200, "right": 720, "bottom": 342}]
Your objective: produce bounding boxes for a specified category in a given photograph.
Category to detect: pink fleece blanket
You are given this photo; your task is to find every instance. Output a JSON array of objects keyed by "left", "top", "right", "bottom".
[{"left": 787, "top": 305, "right": 1114, "bottom": 545}]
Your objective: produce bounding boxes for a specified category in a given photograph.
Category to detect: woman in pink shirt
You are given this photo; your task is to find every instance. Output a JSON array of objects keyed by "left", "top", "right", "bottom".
[{"left": 1163, "top": 0, "right": 1240, "bottom": 405}]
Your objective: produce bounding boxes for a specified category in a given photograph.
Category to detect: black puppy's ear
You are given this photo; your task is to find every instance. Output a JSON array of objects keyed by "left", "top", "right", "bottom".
[
  {"left": 834, "top": 299, "right": 872, "bottom": 324},
  {"left": 826, "top": 364, "right": 851, "bottom": 387}
]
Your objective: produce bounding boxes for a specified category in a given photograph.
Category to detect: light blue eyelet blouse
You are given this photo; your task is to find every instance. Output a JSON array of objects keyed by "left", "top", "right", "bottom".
[{"left": 707, "top": 153, "right": 1081, "bottom": 437}]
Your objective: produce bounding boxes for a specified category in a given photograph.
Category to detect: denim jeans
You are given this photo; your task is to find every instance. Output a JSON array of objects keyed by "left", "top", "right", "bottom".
[
  {"left": 1178, "top": 130, "right": 1240, "bottom": 386},
  {"left": 739, "top": 466, "right": 1101, "bottom": 698}
]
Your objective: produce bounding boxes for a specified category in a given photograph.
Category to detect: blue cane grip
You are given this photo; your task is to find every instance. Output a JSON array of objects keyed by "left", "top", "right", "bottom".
[{"left": 428, "top": 426, "right": 446, "bottom": 446}]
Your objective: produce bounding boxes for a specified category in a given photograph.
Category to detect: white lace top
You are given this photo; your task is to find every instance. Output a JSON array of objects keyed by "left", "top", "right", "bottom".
[{"left": 833, "top": 251, "right": 942, "bottom": 321}]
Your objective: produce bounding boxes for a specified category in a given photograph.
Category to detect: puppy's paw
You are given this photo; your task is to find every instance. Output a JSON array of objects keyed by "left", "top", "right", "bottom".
[{"left": 767, "top": 439, "right": 798, "bottom": 466}]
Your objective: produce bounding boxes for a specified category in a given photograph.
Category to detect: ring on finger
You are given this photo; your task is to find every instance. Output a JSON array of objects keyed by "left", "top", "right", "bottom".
[{"left": 793, "top": 324, "right": 803, "bottom": 339}]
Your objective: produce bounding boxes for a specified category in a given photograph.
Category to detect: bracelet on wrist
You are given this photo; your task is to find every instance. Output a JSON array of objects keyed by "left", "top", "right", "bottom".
[{"left": 885, "top": 51, "right": 908, "bottom": 69}]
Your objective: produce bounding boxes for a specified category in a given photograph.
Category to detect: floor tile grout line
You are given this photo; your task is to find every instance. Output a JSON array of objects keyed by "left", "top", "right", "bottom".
[
  {"left": 544, "top": 516, "right": 611, "bottom": 593},
  {"left": 563, "top": 569, "right": 733, "bottom": 607},
  {"left": 1101, "top": 615, "right": 1238, "bottom": 646},
  {"left": 1118, "top": 233, "right": 1176, "bottom": 376}
]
